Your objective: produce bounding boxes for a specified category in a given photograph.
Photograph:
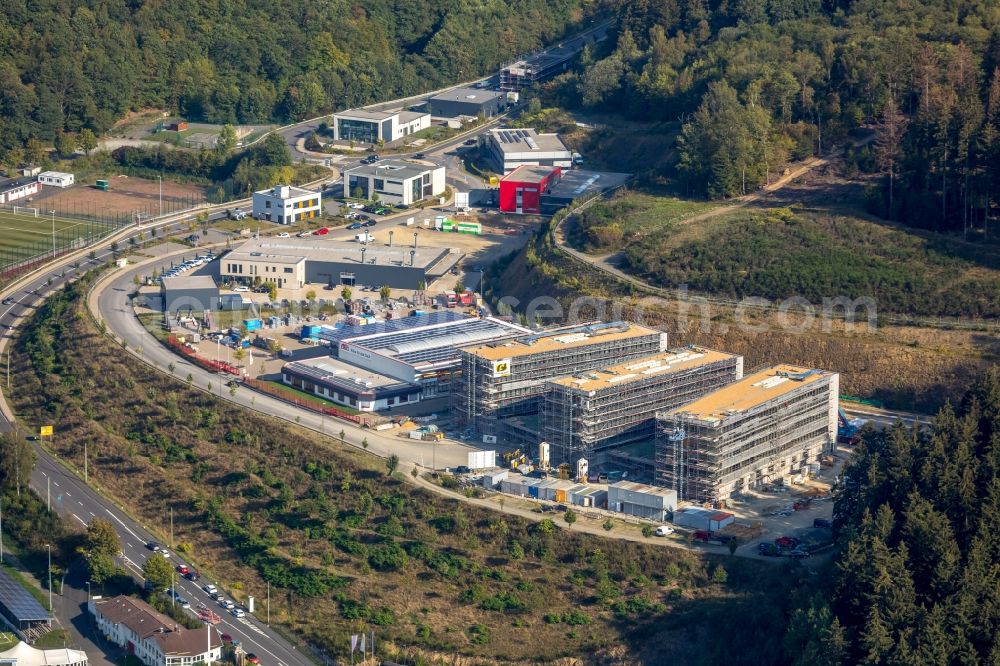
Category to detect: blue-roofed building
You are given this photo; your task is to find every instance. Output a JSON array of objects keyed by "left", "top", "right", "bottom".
[{"left": 318, "top": 312, "right": 530, "bottom": 397}]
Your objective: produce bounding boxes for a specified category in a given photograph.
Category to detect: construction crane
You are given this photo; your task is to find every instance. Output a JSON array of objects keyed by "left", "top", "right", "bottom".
[{"left": 837, "top": 408, "right": 864, "bottom": 444}]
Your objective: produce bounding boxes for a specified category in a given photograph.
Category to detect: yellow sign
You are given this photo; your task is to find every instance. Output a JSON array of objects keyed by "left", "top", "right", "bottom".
[
  {"left": 39, "top": 425, "right": 53, "bottom": 437},
  {"left": 492, "top": 359, "right": 511, "bottom": 378}
]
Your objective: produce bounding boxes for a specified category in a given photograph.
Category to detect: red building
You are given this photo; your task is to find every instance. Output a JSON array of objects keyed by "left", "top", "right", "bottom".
[{"left": 498, "top": 165, "right": 561, "bottom": 214}]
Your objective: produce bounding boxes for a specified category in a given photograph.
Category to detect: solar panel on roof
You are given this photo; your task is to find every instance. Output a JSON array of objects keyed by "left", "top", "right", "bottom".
[{"left": 0, "top": 569, "right": 50, "bottom": 623}]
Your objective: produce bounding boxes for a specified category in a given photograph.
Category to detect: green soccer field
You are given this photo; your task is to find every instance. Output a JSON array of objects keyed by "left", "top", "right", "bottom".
[{"left": 0, "top": 209, "right": 116, "bottom": 262}]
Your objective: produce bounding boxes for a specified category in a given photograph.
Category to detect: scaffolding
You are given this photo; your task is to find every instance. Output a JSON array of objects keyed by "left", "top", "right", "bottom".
[
  {"left": 453, "top": 322, "right": 666, "bottom": 435},
  {"left": 655, "top": 365, "right": 839, "bottom": 503},
  {"left": 542, "top": 347, "right": 743, "bottom": 466}
]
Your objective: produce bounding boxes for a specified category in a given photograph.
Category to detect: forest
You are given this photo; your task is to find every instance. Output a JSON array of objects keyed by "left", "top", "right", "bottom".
[
  {"left": 790, "top": 368, "right": 1000, "bottom": 664},
  {"left": 543, "top": 0, "right": 1000, "bottom": 235},
  {"left": 0, "top": 0, "right": 589, "bottom": 150}
]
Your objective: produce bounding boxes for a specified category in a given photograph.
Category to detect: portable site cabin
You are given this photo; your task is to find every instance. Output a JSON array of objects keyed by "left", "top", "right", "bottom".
[
  {"left": 38, "top": 171, "right": 74, "bottom": 188},
  {"left": 672, "top": 506, "right": 735, "bottom": 532}
]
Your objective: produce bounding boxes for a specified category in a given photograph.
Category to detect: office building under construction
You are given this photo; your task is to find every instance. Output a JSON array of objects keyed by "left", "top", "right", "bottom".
[
  {"left": 542, "top": 347, "right": 743, "bottom": 466},
  {"left": 454, "top": 322, "right": 667, "bottom": 435},
  {"left": 656, "top": 365, "right": 839, "bottom": 503}
]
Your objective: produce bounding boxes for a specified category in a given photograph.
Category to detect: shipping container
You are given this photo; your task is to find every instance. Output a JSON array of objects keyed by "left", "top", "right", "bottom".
[
  {"left": 482, "top": 470, "right": 509, "bottom": 489},
  {"left": 244, "top": 319, "right": 262, "bottom": 332}
]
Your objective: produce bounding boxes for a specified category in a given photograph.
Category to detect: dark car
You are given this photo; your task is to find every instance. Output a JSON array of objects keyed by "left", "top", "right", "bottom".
[
  {"left": 362, "top": 221, "right": 376, "bottom": 227},
  {"left": 463, "top": 138, "right": 477, "bottom": 145},
  {"left": 453, "top": 465, "right": 471, "bottom": 475},
  {"left": 413, "top": 152, "right": 425, "bottom": 159},
  {"left": 1, "top": 298, "right": 13, "bottom": 305},
  {"left": 184, "top": 570, "right": 200, "bottom": 581},
  {"left": 759, "top": 543, "right": 781, "bottom": 556},
  {"left": 813, "top": 518, "right": 832, "bottom": 528},
  {"left": 787, "top": 549, "right": 812, "bottom": 559},
  {"left": 146, "top": 541, "right": 160, "bottom": 551},
  {"left": 394, "top": 203, "right": 409, "bottom": 210},
  {"left": 186, "top": 234, "right": 200, "bottom": 242},
  {"left": 347, "top": 222, "right": 363, "bottom": 230}
]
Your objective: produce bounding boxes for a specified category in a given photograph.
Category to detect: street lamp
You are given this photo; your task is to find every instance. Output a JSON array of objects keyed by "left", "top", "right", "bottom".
[
  {"left": 158, "top": 175, "right": 163, "bottom": 218},
  {"left": 50, "top": 211, "right": 56, "bottom": 256}
]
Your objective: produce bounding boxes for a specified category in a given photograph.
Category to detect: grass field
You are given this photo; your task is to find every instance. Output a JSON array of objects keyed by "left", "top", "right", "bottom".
[{"left": 0, "top": 209, "right": 115, "bottom": 263}]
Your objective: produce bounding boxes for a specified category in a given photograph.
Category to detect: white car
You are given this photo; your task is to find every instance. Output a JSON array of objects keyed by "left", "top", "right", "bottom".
[
  {"left": 158, "top": 550, "right": 171, "bottom": 559},
  {"left": 233, "top": 286, "right": 250, "bottom": 292},
  {"left": 654, "top": 526, "right": 675, "bottom": 537},
  {"left": 348, "top": 202, "right": 364, "bottom": 209},
  {"left": 231, "top": 608, "right": 246, "bottom": 618},
  {"left": 203, "top": 584, "right": 218, "bottom": 595},
  {"left": 277, "top": 232, "right": 290, "bottom": 238}
]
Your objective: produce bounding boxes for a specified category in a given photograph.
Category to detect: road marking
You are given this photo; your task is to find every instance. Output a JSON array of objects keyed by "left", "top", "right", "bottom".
[
  {"left": 53, "top": 481, "right": 59, "bottom": 487},
  {"left": 105, "top": 508, "right": 144, "bottom": 541},
  {"left": 72, "top": 513, "right": 87, "bottom": 526},
  {"left": 65, "top": 492, "right": 71, "bottom": 497},
  {"left": 78, "top": 501, "right": 84, "bottom": 506},
  {"left": 88, "top": 511, "right": 95, "bottom": 517}
]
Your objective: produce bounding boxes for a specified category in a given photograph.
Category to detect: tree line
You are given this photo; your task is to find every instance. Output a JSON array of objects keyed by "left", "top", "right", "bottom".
[
  {"left": 782, "top": 368, "right": 1000, "bottom": 664},
  {"left": 541, "top": 0, "right": 1000, "bottom": 234},
  {"left": 0, "top": 0, "right": 591, "bottom": 154}
]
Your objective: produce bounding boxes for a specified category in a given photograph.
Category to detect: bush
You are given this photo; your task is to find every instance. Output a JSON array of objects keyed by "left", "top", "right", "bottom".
[{"left": 367, "top": 542, "right": 409, "bottom": 571}]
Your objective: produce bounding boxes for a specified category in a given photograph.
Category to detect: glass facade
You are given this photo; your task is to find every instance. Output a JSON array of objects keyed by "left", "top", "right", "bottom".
[
  {"left": 338, "top": 118, "right": 379, "bottom": 143},
  {"left": 348, "top": 175, "right": 370, "bottom": 199}
]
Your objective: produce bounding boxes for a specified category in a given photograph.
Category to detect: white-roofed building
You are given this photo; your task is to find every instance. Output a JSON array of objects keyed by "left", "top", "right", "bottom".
[
  {"left": 37, "top": 172, "right": 74, "bottom": 188},
  {"left": 0, "top": 643, "right": 87, "bottom": 666},
  {"left": 251, "top": 185, "right": 321, "bottom": 225}
]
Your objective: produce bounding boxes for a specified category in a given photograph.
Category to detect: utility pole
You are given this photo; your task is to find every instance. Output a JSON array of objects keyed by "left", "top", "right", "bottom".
[
  {"left": 47, "top": 544, "right": 52, "bottom": 612},
  {"left": 47, "top": 476, "right": 50, "bottom": 511},
  {"left": 158, "top": 175, "right": 163, "bottom": 218},
  {"left": 1, "top": 496, "right": 4, "bottom": 563},
  {"left": 50, "top": 211, "right": 56, "bottom": 256},
  {"left": 170, "top": 506, "right": 174, "bottom": 549},
  {"left": 84, "top": 439, "right": 88, "bottom": 483},
  {"left": 266, "top": 581, "right": 270, "bottom": 626}
]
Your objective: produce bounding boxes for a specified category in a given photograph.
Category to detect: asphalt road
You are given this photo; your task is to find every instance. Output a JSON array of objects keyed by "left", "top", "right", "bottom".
[{"left": 0, "top": 218, "right": 320, "bottom": 666}]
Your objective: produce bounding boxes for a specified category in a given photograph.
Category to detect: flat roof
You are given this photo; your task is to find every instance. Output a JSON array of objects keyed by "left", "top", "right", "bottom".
[
  {"left": 226, "top": 238, "right": 449, "bottom": 270},
  {"left": 161, "top": 276, "right": 218, "bottom": 291},
  {"left": 667, "top": 364, "right": 834, "bottom": 423},
  {"left": 342, "top": 316, "right": 529, "bottom": 369},
  {"left": 284, "top": 357, "right": 414, "bottom": 392},
  {"left": 462, "top": 321, "right": 662, "bottom": 361},
  {"left": 254, "top": 184, "right": 316, "bottom": 199},
  {"left": 345, "top": 160, "right": 441, "bottom": 181},
  {"left": 487, "top": 128, "right": 569, "bottom": 154},
  {"left": 544, "top": 170, "right": 631, "bottom": 200},
  {"left": 551, "top": 347, "right": 738, "bottom": 392},
  {"left": 38, "top": 171, "right": 73, "bottom": 178},
  {"left": 501, "top": 164, "right": 559, "bottom": 185},
  {"left": 430, "top": 87, "right": 503, "bottom": 104},
  {"left": 398, "top": 110, "right": 429, "bottom": 123},
  {"left": 610, "top": 480, "right": 677, "bottom": 498},
  {"left": 333, "top": 109, "right": 398, "bottom": 121}
]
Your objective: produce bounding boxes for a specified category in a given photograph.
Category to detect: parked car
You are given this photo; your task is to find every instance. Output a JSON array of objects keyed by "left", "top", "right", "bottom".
[
  {"left": 394, "top": 203, "right": 408, "bottom": 209},
  {"left": 245, "top": 654, "right": 260, "bottom": 664},
  {"left": 277, "top": 232, "right": 290, "bottom": 238},
  {"left": 693, "top": 530, "right": 712, "bottom": 542},
  {"left": 362, "top": 221, "right": 376, "bottom": 227},
  {"left": 787, "top": 549, "right": 812, "bottom": 559},
  {"left": 347, "top": 222, "right": 362, "bottom": 230},
  {"left": 758, "top": 543, "right": 781, "bottom": 556},
  {"left": 312, "top": 227, "right": 329, "bottom": 235},
  {"left": 654, "top": 526, "right": 675, "bottom": 537},
  {"left": 2, "top": 298, "right": 14, "bottom": 305},
  {"left": 813, "top": 518, "right": 832, "bottom": 528},
  {"left": 374, "top": 207, "right": 391, "bottom": 215},
  {"left": 233, "top": 286, "right": 250, "bottom": 292},
  {"left": 413, "top": 152, "right": 425, "bottom": 159},
  {"left": 463, "top": 138, "right": 477, "bottom": 145},
  {"left": 253, "top": 286, "right": 269, "bottom": 293},
  {"left": 453, "top": 465, "right": 471, "bottom": 475}
]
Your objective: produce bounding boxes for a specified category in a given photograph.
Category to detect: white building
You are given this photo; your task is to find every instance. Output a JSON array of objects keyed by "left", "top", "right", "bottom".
[
  {"left": 37, "top": 172, "right": 74, "bottom": 188},
  {"left": 252, "top": 185, "right": 321, "bottom": 225},
  {"left": 0, "top": 642, "right": 88, "bottom": 666},
  {"left": 90, "top": 596, "right": 222, "bottom": 666},
  {"left": 0, "top": 180, "right": 40, "bottom": 204},
  {"left": 332, "top": 110, "right": 431, "bottom": 144},
  {"left": 485, "top": 128, "right": 573, "bottom": 174},
  {"left": 281, "top": 357, "right": 421, "bottom": 412},
  {"left": 343, "top": 160, "right": 445, "bottom": 206}
]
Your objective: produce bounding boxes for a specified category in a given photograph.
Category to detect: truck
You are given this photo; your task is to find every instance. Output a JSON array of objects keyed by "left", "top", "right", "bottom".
[
  {"left": 355, "top": 232, "right": 373, "bottom": 243},
  {"left": 227, "top": 208, "right": 247, "bottom": 221},
  {"left": 442, "top": 291, "right": 458, "bottom": 308}
]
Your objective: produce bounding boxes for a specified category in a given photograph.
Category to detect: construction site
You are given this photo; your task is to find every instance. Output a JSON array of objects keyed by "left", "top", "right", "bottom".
[
  {"left": 541, "top": 347, "right": 744, "bottom": 466},
  {"left": 453, "top": 321, "right": 668, "bottom": 436},
  {"left": 655, "top": 365, "right": 840, "bottom": 504}
]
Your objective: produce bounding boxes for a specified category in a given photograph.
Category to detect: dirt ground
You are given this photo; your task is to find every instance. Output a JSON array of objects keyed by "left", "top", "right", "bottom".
[{"left": 33, "top": 175, "right": 207, "bottom": 221}]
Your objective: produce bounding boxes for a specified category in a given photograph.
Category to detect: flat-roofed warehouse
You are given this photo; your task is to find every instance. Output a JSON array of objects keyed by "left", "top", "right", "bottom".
[
  {"left": 320, "top": 311, "right": 530, "bottom": 397},
  {"left": 220, "top": 238, "right": 461, "bottom": 290},
  {"left": 454, "top": 322, "right": 668, "bottom": 436},
  {"left": 542, "top": 347, "right": 744, "bottom": 466},
  {"left": 656, "top": 365, "right": 839, "bottom": 503},
  {"left": 427, "top": 87, "right": 507, "bottom": 118}
]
